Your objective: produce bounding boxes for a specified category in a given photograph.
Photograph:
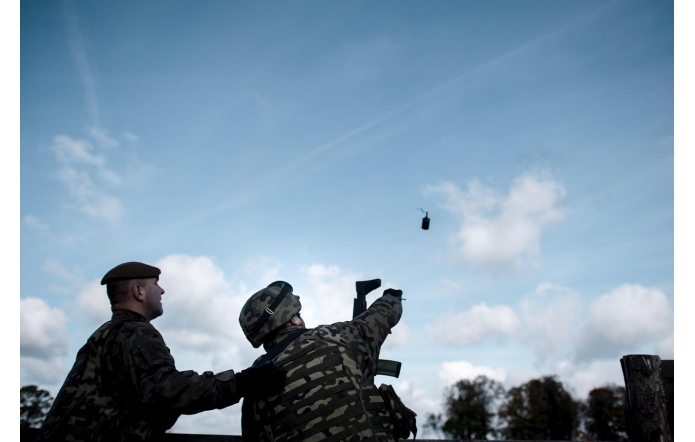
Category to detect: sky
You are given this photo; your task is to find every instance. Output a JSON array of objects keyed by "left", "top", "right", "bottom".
[{"left": 15, "top": 0, "right": 687, "bottom": 438}]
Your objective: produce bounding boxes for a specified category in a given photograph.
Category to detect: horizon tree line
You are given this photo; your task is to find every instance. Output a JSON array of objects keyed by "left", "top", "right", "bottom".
[
  {"left": 424, "top": 375, "right": 630, "bottom": 441},
  {"left": 21, "top": 375, "right": 629, "bottom": 441}
]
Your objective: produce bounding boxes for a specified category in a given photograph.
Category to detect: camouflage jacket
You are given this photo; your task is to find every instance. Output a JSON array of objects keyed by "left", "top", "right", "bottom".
[
  {"left": 38, "top": 309, "right": 240, "bottom": 442},
  {"left": 242, "top": 293, "right": 403, "bottom": 442}
]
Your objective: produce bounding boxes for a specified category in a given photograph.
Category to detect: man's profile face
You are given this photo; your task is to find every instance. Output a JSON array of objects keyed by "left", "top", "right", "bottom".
[{"left": 141, "top": 277, "right": 165, "bottom": 321}]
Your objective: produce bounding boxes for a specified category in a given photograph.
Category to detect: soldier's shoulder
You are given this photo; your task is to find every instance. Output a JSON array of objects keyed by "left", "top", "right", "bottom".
[
  {"left": 115, "top": 319, "right": 164, "bottom": 343},
  {"left": 315, "top": 323, "right": 353, "bottom": 347}
]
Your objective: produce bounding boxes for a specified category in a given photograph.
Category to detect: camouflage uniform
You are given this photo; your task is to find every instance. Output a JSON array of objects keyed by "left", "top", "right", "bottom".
[
  {"left": 240, "top": 291, "right": 403, "bottom": 442},
  {"left": 38, "top": 309, "right": 240, "bottom": 442}
]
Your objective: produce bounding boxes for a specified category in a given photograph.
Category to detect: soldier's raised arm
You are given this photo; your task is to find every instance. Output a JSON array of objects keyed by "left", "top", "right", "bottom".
[
  {"left": 351, "top": 289, "right": 403, "bottom": 352},
  {"left": 321, "top": 288, "right": 403, "bottom": 379}
]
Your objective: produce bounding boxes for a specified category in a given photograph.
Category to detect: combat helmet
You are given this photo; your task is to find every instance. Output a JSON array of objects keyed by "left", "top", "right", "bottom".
[{"left": 239, "top": 281, "right": 302, "bottom": 348}]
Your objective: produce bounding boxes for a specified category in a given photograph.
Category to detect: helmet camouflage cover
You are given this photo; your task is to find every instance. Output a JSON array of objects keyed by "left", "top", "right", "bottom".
[{"left": 239, "top": 281, "right": 302, "bottom": 348}]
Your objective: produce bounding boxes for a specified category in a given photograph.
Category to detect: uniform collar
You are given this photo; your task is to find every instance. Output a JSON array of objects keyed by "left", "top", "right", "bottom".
[
  {"left": 264, "top": 324, "right": 307, "bottom": 351},
  {"left": 111, "top": 308, "right": 149, "bottom": 323}
]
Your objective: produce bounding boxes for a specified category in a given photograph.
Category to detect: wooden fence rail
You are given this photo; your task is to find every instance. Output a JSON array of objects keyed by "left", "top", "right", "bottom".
[{"left": 18, "top": 430, "right": 580, "bottom": 442}]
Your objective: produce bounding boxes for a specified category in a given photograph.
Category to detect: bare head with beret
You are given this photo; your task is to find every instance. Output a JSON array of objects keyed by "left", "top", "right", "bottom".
[
  {"left": 38, "top": 261, "right": 288, "bottom": 441},
  {"left": 101, "top": 261, "right": 165, "bottom": 321}
]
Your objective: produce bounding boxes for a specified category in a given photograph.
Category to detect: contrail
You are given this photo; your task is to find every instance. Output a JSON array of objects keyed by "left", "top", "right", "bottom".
[
  {"left": 272, "top": 0, "right": 622, "bottom": 178},
  {"left": 145, "top": 0, "right": 622, "bottom": 240},
  {"left": 61, "top": 0, "right": 100, "bottom": 129}
]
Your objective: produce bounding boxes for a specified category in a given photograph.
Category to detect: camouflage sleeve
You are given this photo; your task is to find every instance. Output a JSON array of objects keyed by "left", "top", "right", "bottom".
[
  {"left": 327, "top": 293, "right": 403, "bottom": 378},
  {"left": 351, "top": 293, "right": 402, "bottom": 355},
  {"left": 115, "top": 323, "right": 240, "bottom": 415}
]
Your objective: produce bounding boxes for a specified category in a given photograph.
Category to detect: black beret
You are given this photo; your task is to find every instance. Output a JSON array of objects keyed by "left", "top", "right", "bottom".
[{"left": 100, "top": 262, "right": 161, "bottom": 285}]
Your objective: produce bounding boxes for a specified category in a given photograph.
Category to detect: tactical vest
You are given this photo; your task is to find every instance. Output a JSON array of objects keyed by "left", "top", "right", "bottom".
[
  {"left": 37, "top": 321, "right": 127, "bottom": 442},
  {"left": 250, "top": 332, "right": 396, "bottom": 442}
]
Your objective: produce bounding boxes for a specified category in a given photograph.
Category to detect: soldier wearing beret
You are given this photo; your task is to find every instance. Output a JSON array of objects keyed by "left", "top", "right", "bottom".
[{"left": 38, "top": 262, "right": 286, "bottom": 442}]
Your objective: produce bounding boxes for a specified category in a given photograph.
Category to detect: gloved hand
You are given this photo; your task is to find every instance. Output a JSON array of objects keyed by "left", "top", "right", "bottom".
[
  {"left": 384, "top": 288, "right": 403, "bottom": 299},
  {"left": 235, "top": 363, "right": 287, "bottom": 399}
]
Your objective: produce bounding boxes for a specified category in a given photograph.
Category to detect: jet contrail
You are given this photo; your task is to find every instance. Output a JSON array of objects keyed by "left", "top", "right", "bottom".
[
  {"left": 61, "top": 0, "right": 101, "bottom": 129},
  {"left": 273, "top": 0, "right": 622, "bottom": 178},
  {"left": 146, "top": 0, "right": 622, "bottom": 241}
]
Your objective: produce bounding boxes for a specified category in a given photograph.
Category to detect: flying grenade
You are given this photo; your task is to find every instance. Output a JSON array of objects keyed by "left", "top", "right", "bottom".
[{"left": 417, "top": 208, "right": 430, "bottom": 230}]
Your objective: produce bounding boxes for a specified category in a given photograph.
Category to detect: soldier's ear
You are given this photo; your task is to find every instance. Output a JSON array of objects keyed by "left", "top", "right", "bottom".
[{"left": 132, "top": 283, "right": 146, "bottom": 302}]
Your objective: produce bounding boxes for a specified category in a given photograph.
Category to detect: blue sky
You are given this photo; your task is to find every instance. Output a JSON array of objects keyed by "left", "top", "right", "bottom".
[{"left": 17, "top": 0, "right": 683, "bottom": 437}]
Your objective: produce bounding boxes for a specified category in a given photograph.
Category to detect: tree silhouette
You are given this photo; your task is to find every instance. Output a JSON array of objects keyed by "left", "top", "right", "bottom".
[
  {"left": 424, "top": 375, "right": 504, "bottom": 440},
  {"left": 583, "top": 384, "right": 630, "bottom": 441},
  {"left": 20, "top": 385, "right": 54, "bottom": 428},
  {"left": 498, "top": 375, "right": 580, "bottom": 440}
]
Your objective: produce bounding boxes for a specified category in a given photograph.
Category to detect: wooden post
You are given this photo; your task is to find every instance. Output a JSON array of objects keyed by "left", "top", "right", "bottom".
[
  {"left": 661, "top": 360, "right": 674, "bottom": 440},
  {"left": 621, "top": 355, "right": 672, "bottom": 442}
]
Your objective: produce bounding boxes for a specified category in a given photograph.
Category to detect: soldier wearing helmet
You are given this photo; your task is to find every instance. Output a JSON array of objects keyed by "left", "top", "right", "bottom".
[
  {"left": 38, "top": 261, "right": 286, "bottom": 441},
  {"left": 239, "top": 280, "right": 404, "bottom": 442}
]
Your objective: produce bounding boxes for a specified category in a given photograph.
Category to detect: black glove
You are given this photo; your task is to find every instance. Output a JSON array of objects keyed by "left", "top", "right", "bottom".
[
  {"left": 235, "top": 363, "right": 287, "bottom": 399},
  {"left": 384, "top": 288, "right": 403, "bottom": 299}
]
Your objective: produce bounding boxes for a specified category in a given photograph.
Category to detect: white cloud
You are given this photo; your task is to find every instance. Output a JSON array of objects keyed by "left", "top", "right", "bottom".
[
  {"left": 80, "top": 193, "right": 123, "bottom": 222},
  {"left": 20, "top": 298, "right": 69, "bottom": 360},
  {"left": 438, "top": 360, "right": 507, "bottom": 385},
  {"left": 555, "top": 359, "right": 626, "bottom": 398},
  {"left": 122, "top": 132, "right": 140, "bottom": 145},
  {"left": 57, "top": 166, "right": 93, "bottom": 198},
  {"left": 243, "top": 256, "right": 283, "bottom": 287},
  {"left": 52, "top": 135, "right": 104, "bottom": 166},
  {"left": 384, "top": 321, "right": 408, "bottom": 347},
  {"left": 497, "top": 361, "right": 625, "bottom": 400},
  {"left": 297, "top": 263, "right": 365, "bottom": 327},
  {"left": 519, "top": 283, "right": 584, "bottom": 361},
  {"left": 20, "top": 356, "right": 70, "bottom": 395},
  {"left": 293, "top": 264, "right": 407, "bottom": 351},
  {"left": 590, "top": 284, "right": 672, "bottom": 342},
  {"left": 87, "top": 126, "right": 119, "bottom": 148},
  {"left": 423, "top": 281, "right": 671, "bottom": 387},
  {"left": 97, "top": 168, "right": 125, "bottom": 186},
  {"left": 155, "top": 255, "right": 249, "bottom": 351},
  {"left": 390, "top": 379, "right": 444, "bottom": 437},
  {"left": 575, "top": 284, "right": 673, "bottom": 362},
  {"left": 23, "top": 215, "right": 49, "bottom": 232},
  {"left": 42, "top": 259, "right": 84, "bottom": 286},
  {"left": 76, "top": 279, "right": 112, "bottom": 324},
  {"left": 50, "top": 135, "right": 124, "bottom": 223},
  {"left": 657, "top": 334, "right": 674, "bottom": 359},
  {"left": 427, "top": 303, "right": 519, "bottom": 345},
  {"left": 55, "top": 164, "right": 123, "bottom": 223},
  {"left": 424, "top": 172, "right": 565, "bottom": 273}
]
